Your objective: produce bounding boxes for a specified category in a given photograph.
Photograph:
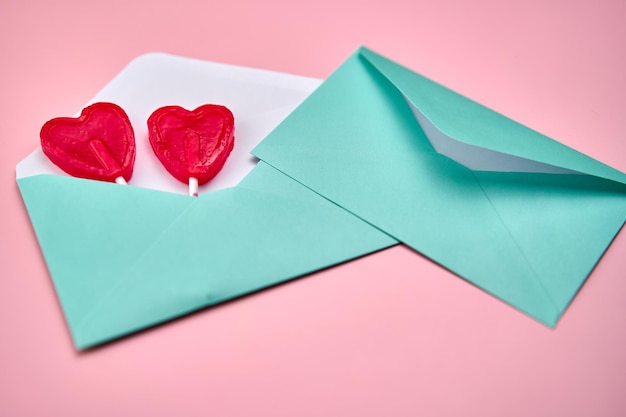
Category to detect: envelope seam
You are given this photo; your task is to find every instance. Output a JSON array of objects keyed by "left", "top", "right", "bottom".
[
  {"left": 471, "top": 171, "right": 561, "bottom": 317},
  {"left": 74, "top": 200, "right": 200, "bottom": 337},
  {"left": 359, "top": 53, "right": 560, "bottom": 316},
  {"left": 247, "top": 160, "right": 399, "bottom": 241}
]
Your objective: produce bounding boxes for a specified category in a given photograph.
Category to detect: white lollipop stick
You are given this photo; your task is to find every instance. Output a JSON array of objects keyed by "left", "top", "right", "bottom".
[
  {"left": 189, "top": 177, "right": 199, "bottom": 197},
  {"left": 115, "top": 176, "right": 127, "bottom": 185}
]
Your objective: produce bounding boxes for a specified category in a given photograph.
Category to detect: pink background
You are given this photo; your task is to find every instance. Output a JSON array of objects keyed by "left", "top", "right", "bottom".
[{"left": 2, "top": 0, "right": 625, "bottom": 415}]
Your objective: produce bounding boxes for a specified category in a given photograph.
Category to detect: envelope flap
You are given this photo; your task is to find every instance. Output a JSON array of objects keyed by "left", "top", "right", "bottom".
[
  {"left": 359, "top": 47, "right": 626, "bottom": 184},
  {"left": 254, "top": 53, "right": 568, "bottom": 325}
]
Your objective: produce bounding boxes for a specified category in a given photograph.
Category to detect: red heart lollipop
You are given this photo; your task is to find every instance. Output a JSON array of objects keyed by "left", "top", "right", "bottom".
[
  {"left": 147, "top": 104, "right": 235, "bottom": 196},
  {"left": 40, "top": 102, "right": 136, "bottom": 183}
]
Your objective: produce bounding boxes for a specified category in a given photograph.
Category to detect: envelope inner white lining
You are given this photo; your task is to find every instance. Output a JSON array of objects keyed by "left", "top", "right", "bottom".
[
  {"left": 15, "top": 53, "right": 323, "bottom": 195},
  {"left": 405, "top": 99, "right": 578, "bottom": 174}
]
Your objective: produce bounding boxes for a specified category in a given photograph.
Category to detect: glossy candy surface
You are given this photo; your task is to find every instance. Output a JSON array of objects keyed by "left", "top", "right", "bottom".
[
  {"left": 40, "top": 102, "right": 136, "bottom": 182},
  {"left": 147, "top": 104, "right": 235, "bottom": 185}
]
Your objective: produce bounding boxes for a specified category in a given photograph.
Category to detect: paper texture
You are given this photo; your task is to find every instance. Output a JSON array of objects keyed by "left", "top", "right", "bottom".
[
  {"left": 253, "top": 47, "right": 626, "bottom": 326},
  {"left": 16, "top": 53, "right": 396, "bottom": 348}
]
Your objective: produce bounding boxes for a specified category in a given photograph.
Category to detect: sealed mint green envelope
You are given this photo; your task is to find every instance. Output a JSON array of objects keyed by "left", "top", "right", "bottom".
[
  {"left": 254, "top": 47, "right": 626, "bottom": 326},
  {"left": 16, "top": 53, "right": 396, "bottom": 349}
]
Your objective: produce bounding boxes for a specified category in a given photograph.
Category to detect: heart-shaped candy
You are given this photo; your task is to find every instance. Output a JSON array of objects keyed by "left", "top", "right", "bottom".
[
  {"left": 147, "top": 104, "right": 235, "bottom": 186},
  {"left": 40, "top": 102, "right": 136, "bottom": 183}
]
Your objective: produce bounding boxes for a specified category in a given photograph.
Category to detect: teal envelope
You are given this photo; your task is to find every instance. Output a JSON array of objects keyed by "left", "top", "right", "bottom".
[
  {"left": 254, "top": 47, "right": 626, "bottom": 327},
  {"left": 16, "top": 53, "right": 396, "bottom": 349}
]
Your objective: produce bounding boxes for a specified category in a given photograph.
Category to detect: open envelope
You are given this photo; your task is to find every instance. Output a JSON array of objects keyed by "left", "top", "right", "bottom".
[
  {"left": 16, "top": 53, "right": 396, "bottom": 349},
  {"left": 254, "top": 47, "right": 626, "bottom": 327}
]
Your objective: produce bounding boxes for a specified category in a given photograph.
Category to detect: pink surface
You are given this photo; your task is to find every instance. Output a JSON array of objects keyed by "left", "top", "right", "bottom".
[{"left": 2, "top": 0, "right": 625, "bottom": 415}]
